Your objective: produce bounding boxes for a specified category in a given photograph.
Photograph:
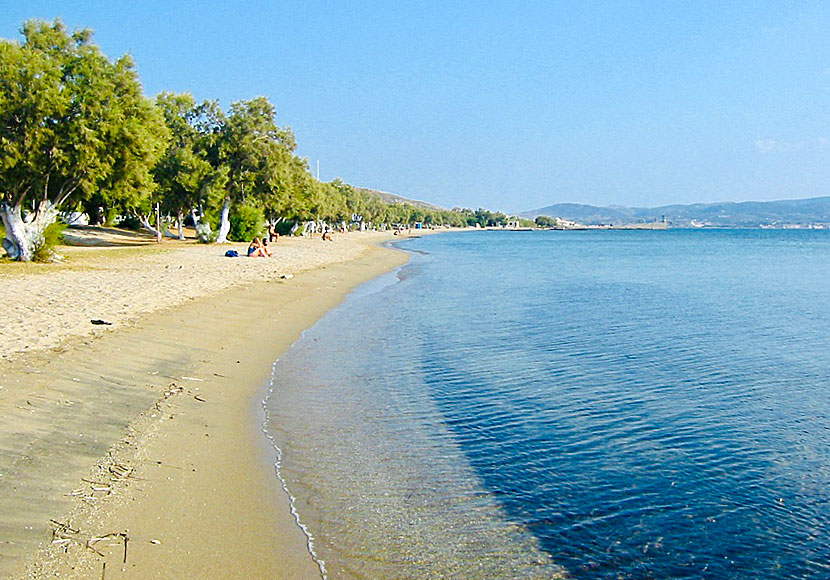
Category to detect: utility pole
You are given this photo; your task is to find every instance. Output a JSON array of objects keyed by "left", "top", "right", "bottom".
[
  {"left": 155, "top": 203, "right": 162, "bottom": 243},
  {"left": 316, "top": 160, "right": 320, "bottom": 181}
]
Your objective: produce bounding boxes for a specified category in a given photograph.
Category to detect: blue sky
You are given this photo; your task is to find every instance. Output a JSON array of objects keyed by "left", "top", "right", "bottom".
[{"left": 3, "top": 1, "right": 830, "bottom": 212}]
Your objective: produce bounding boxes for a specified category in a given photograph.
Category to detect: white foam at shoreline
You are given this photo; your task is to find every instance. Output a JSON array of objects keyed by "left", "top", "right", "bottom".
[{"left": 261, "top": 357, "right": 329, "bottom": 580}]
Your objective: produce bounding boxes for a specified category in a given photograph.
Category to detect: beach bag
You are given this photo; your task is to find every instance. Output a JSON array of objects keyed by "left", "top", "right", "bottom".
[{"left": 225, "top": 249, "right": 239, "bottom": 257}]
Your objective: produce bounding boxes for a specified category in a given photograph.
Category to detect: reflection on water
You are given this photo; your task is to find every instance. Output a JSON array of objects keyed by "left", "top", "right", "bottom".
[{"left": 265, "top": 229, "right": 830, "bottom": 579}]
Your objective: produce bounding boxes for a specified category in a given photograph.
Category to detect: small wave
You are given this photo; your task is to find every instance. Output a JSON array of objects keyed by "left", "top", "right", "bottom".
[{"left": 261, "top": 359, "right": 329, "bottom": 580}]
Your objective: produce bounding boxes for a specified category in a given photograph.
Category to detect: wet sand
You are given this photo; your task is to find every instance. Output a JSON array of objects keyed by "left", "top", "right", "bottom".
[{"left": 0, "top": 231, "right": 410, "bottom": 578}]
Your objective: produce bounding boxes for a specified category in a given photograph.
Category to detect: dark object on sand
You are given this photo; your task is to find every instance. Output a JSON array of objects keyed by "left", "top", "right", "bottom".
[{"left": 90, "top": 319, "right": 112, "bottom": 325}]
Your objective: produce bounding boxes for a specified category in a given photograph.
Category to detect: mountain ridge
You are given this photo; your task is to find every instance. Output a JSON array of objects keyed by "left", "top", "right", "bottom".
[{"left": 520, "top": 196, "right": 830, "bottom": 226}]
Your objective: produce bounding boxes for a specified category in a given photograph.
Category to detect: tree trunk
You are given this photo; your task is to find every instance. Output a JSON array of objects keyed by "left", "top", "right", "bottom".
[
  {"left": 0, "top": 200, "right": 59, "bottom": 261},
  {"left": 138, "top": 214, "right": 162, "bottom": 238},
  {"left": 177, "top": 212, "right": 185, "bottom": 240},
  {"left": 215, "top": 197, "right": 232, "bottom": 243},
  {"left": 162, "top": 216, "right": 180, "bottom": 240},
  {"left": 191, "top": 208, "right": 213, "bottom": 243}
]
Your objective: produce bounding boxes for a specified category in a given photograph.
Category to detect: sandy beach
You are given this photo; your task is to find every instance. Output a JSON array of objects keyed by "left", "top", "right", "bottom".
[{"left": 0, "top": 228, "right": 411, "bottom": 578}]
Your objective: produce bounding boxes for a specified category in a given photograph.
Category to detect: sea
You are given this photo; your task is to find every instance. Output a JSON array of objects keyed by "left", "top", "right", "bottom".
[{"left": 263, "top": 228, "right": 830, "bottom": 580}]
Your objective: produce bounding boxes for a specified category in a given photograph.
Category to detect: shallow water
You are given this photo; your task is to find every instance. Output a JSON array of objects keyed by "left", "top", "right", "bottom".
[{"left": 264, "top": 229, "right": 830, "bottom": 579}]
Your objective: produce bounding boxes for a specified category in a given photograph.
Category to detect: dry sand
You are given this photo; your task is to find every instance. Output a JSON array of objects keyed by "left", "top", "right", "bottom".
[
  {"left": 0, "top": 228, "right": 394, "bottom": 358},
  {"left": 0, "top": 228, "right": 413, "bottom": 578}
]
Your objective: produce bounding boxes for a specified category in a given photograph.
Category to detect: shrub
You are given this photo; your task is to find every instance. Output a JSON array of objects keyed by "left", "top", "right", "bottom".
[
  {"left": 272, "top": 220, "right": 296, "bottom": 236},
  {"left": 33, "top": 221, "right": 66, "bottom": 262},
  {"left": 116, "top": 214, "right": 142, "bottom": 230},
  {"left": 197, "top": 223, "right": 217, "bottom": 243},
  {"left": 229, "top": 204, "right": 264, "bottom": 242},
  {"left": 195, "top": 209, "right": 219, "bottom": 243}
]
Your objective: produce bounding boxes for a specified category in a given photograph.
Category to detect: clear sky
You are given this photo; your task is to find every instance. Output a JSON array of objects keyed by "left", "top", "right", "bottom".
[{"left": 3, "top": 1, "right": 830, "bottom": 213}]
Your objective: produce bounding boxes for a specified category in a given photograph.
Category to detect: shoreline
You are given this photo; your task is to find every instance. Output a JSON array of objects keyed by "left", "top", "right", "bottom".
[{"left": 0, "top": 232, "right": 411, "bottom": 578}]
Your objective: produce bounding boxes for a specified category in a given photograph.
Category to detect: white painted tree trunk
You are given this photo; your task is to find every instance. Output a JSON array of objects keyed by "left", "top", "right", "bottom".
[
  {"left": 214, "top": 197, "right": 231, "bottom": 243},
  {"left": 191, "top": 208, "right": 212, "bottom": 242},
  {"left": 194, "top": 220, "right": 213, "bottom": 243},
  {"left": 0, "top": 200, "right": 59, "bottom": 261},
  {"left": 162, "top": 216, "right": 181, "bottom": 240},
  {"left": 138, "top": 214, "right": 162, "bottom": 238},
  {"left": 177, "top": 212, "right": 185, "bottom": 240}
]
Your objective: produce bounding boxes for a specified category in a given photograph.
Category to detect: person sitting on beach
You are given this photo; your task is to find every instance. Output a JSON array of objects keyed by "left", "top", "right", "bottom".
[
  {"left": 247, "top": 237, "right": 268, "bottom": 257},
  {"left": 261, "top": 238, "right": 273, "bottom": 257}
]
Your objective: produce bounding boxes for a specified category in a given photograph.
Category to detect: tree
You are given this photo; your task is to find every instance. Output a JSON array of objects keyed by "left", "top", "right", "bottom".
[
  {"left": 214, "top": 97, "right": 292, "bottom": 243},
  {"left": 258, "top": 130, "right": 306, "bottom": 225},
  {"left": 0, "top": 19, "right": 168, "bottom": 260},
  {"left": 153, "top": 92, "right": 229, "bottom": 239}
]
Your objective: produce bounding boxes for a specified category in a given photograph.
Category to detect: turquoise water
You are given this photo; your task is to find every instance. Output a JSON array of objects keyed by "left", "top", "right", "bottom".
[{"left": 264, "top": 229, "right": 830, "bottom": 579}]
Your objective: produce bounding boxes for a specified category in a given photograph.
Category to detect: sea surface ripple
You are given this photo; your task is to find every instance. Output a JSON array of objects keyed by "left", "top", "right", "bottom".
[{"left": 264, "top": 229, "right": 830, "bottom": 579}]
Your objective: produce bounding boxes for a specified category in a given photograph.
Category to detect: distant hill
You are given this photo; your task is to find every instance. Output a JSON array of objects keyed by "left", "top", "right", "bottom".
[
  {"left": 520, "top": 196, "right": 830, "bottom": 227},
  {"left": 356, "top": 187, "right": 444, "bottom": 211}
]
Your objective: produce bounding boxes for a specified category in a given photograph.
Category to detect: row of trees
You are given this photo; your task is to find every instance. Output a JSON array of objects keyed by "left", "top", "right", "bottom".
[
  {"left": 0, "top": 20, "right": 167, "bottom": 260},
  {"left": 0, "top": 19, "right": 524, "bottom": 261}
]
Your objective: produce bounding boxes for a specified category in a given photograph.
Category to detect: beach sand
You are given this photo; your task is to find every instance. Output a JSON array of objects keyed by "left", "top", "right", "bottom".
[{"left": 0, "top": 229, "right": 411, "bottom": 578}]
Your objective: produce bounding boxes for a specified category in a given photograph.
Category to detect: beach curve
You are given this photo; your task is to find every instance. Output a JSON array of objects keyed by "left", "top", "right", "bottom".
[{"left": 0, "top": 230, "right": 411, "bottom": 579}]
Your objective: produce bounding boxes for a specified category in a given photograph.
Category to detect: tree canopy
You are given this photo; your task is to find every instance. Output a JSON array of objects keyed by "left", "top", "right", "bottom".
[
  {"left": 1, "top": 18, "right": 528, "bottom": 260},
  {"left": 0, "top": 19, "right": 168, "bottom": 260}
]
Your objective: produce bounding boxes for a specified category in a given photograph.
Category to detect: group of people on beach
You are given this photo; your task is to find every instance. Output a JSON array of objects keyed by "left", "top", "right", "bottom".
[
  {"left": 246, "top": 223, "right": 334, "bottom": 257},
  {"left": 247, "top": 225, "right": 280, "bottom": 257},
  {"left": 247, "top": 237, "right": 271, "bottom": 257}
]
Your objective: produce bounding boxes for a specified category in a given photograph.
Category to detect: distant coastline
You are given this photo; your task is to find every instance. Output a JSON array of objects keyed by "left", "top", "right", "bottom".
[{"left": 520, "top": 195, "right": 830, "bottom": 229}]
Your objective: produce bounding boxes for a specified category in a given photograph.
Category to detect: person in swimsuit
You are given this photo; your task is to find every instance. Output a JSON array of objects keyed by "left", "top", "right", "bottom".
[{"left": 248, "top": 237, "right": 267, "bottom": 257}]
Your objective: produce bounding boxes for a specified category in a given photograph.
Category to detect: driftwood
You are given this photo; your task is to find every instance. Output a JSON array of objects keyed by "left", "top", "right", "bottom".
[
  {"left": 87, "top": 531, "right": 128, "bottom": 562},
  {"left": 108, "top": 462, "right": 132, "bottom": 479},
  {"left": 50, "top": 519, "right": 79, "bottom": 534},
  {"left": 49, "top": 520, "right": 127, "bottom": 563}
]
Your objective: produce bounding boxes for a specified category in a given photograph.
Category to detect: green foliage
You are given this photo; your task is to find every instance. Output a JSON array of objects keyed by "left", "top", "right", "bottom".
[
  {"left": 535, "top": 215, "right": 557, "bottom": 227},
  {"left": 147, "top": 83, "right": 486, "bottom": 234},
  {"left": 202, "top": 208, "right": 220, "bottom": 241},
  {"left": 197, "top": 227, "right": 217, "bottom": 244},
  {"left": 17, "top": 19, "right": 168, "bottom": 202},
  {"left": 116, "top": 214, "right": 142, "bottom": 230},
  {"left": 0, "top": 17, "right": 519, "bottom": 259},
  {"left": 228, "top": 204, "right": 264, "bottom": 242},
  {"left": 0, "top": 18, "right": 168, "bottom": 260},
  {"left": 153, "top": 92, "right": 226, "bottom": 220},
  {"left": 32, "top": 221, "right": 66, "bottom": 262},
  {"left": 270, "top": 220, "right": 295, "bottom": 236}
]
